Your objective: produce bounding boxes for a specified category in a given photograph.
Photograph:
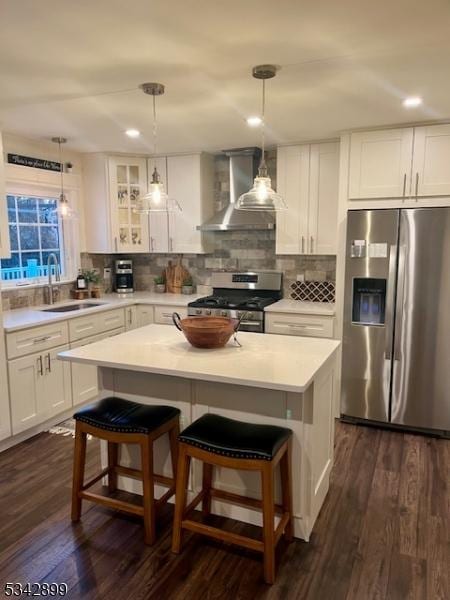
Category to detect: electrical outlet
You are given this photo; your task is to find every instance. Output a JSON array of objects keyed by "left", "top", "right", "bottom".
[
  {"left": 286, "top": 409, "right": 292, "bottom": 420},
  {"left": 103, "top": 268, "right": 112, "bottom": 279},
  {"left": 296, "top": 273, "right": 305, "bottom": 282}
]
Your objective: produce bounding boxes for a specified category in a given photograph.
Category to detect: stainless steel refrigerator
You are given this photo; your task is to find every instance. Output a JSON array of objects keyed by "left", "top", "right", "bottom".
[{"left": 341, "top": 207, "right": 450, "bottom": 435}]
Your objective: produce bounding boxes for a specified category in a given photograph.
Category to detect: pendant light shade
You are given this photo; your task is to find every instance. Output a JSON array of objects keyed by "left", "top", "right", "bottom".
[
  {"left": 134, "top": 83, "right": 181, "bottom": 214},
  {"left": 236, "top": 65, "right": 286, "bottom": 212},
  {"left": 52, "top": 137, "right": 78, "bottom": 220}
]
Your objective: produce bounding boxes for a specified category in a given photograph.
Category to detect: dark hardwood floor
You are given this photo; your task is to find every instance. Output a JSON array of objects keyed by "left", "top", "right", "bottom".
[{"left": 0, "top": 422, "right": 448, "bottom": 599}]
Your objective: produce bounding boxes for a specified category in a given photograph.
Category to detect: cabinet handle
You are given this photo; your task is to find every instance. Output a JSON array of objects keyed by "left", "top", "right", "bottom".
[
  {"left": 128, "top": 309, "right": 132, "bottom": 325},
  {"left": 114, "top": 237, "right": 118, "bottom": 252},
  {"left": 150, "top": 237, "right": 154, "bottom": 252},
  {"left": 310, "top": 236, "right": 314, "bottom": 254},
  {"left": 37, "top": 355, "right": 44, "bottom": 376},
  {"left": 301, "top": 236, "right": 305, "bottom": 253},
  {"left": 33, "top": 335, "right": 51, "bottom": 344},
  {"left": 402, "top": 173, "right": 407, "bottom": 198},
  {"left": 415, "top": 172, "right": 419, "bottom": 201},
  {"left": 169, "top": 238, "right": 173, "bottom": 252},
  {"left": 45, "top": 353, "right": 51, "bottom": 373}
]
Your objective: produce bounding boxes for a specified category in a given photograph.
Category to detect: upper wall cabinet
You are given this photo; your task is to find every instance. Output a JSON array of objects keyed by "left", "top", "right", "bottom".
[
  {"left": 83, "top": 154, "right": 149, "bottom": 253},
  {"left": 147, "top": 153, "right": 215, "bottom": 254},
  {"left": 348, "top": 124, "right": 450, "bottom": 201},
  {"left": 0, "top": 133, "right": 11, "bottom": 259},
  {"left": 348, "top": 128, "right": 413, "bottom": 199},
  {"left": 276, "top": 142, "right": 339, "bottom": 255}
]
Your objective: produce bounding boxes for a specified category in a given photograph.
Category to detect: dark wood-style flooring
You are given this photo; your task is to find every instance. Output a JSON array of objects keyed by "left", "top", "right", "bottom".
[{"left": 0, "top": 422, "right": 448, "bottom": 599}]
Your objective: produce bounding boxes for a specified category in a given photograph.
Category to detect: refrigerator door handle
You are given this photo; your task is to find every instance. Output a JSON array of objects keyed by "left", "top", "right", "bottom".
[
  {"left": 384, "top": 245, "right": 397, "bottom": 360},
  {"left": 394, "top": 244, "right": 407, "bottom": 361}
]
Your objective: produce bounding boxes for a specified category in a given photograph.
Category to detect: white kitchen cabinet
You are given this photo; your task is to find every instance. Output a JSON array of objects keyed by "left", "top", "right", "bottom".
[
  {"left": 124, "top": 305, "right": 138, "bottom": 330},
  {"left": 147, "top": 153, "right": 215, "bottom": 254},
  {"left": 276, "top": 142, "right": 339, "bottom": 255},
  {"left": 148, "top": 156, "right": 170, "bottom": 253},
  {"left": 136, "top": 305, "right": 154, "bottom": 327},
  {"left": 348, "top": 128, "right": 414, "bottom": 200},
  {"left": 0, "top": 132, "right": 11, "bottom": 259},
  {"left": 82, "top": 153, "right": 149, "bottom": 253},
  {"left": 266, "top": 313, "right": 335, "bottom": 338},
  {"left": 347, "top": 124, "right": 450, "bottom": 203},
  {"left": 9, "top": 344, "right": 71, "bottom": 435},
  {"left": 412, "top": 124, "right": 450, "bottom": 197},
  {"left": 71, "top": 327, "right": 124, "bottom": 406}
]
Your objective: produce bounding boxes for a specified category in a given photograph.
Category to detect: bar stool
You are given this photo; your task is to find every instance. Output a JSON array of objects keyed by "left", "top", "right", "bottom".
[
  {"left": 71, "top": 396, "right": 180, "bottom": 545},
  {"left": 171, "top": 414, "right": 293, "bottom": 584}
]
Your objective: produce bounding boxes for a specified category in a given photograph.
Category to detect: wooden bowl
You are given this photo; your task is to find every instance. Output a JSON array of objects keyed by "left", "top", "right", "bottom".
[{"left": 172, "top": 314, "right": 237, "bottom": 349}]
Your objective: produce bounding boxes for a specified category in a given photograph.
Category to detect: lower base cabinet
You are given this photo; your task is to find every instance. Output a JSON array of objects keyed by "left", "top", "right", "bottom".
[{"left": 8, "top": 344, "right": 71, "bottom": 435}]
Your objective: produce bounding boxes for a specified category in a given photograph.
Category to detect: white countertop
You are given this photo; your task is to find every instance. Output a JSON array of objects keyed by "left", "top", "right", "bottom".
[
  {"left": 59, "top": 324, "right": 340, "bottom": 393},
  {"left": 2, "top": 292, "right": 202, "bottom": 332},
  {"left": 265, "top": 299, "right": 335, "bottom": 316}
]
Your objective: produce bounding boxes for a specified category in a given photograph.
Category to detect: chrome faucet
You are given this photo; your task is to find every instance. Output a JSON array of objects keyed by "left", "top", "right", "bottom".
[{"left": 45, "top": 253, "right": 61, "bottom": 304}]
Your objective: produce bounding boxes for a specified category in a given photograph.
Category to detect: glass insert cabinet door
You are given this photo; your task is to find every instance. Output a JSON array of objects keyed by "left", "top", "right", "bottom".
[{"left": 108, "top": 156, "right": 149, "bottom": 253}]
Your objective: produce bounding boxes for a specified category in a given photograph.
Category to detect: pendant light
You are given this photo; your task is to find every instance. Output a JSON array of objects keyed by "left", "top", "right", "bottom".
[
  {"left": 236, "top": 65, "right": 286, "bottom": 211},
  {"left": 135, "top": 83, "right": 181, "bottom": 213},
  {"left": 52, "top": 137, "right": 78, "bottom": 220}
]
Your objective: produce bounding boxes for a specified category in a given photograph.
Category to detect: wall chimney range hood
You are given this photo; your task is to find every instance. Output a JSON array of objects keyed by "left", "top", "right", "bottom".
[{"left": 197, "top": 147, "right": 275, "bottom": 231}]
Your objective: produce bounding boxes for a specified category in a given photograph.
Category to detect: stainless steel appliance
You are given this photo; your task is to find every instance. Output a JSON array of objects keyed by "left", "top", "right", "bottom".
[
  {"left": 114, "top": 259, "right": 134, "bottom": 294},
  {"left": 342, "top": 208, "right": 450, "bottom": 436},
  {"left": 188, "top": 271, "right": 282, "bottom": 333}
]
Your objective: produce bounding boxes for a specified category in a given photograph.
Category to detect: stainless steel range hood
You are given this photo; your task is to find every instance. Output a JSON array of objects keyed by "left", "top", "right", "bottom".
[{"left": 197, "top": 147, "right": 275, "bottom": 231}]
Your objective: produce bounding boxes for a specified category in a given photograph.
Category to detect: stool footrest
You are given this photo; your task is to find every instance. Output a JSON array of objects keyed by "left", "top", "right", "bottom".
[
  {"left": 82, "top": 467, "right": 110, "bottom": 491},
  {"left": 209, "top": 488, "right": 284, "bottom": 515},
  {"left": 79, "top": 491, "right": 144, "bottom": 517},
  {"left": 184, "top": 490, "right": 206, "bottom": 516},
  {"left": 114, "top": 465, "right": 174, "bottom": 489},
  {"left": 181, "top": 518, "right": 264, "bottom": 553}
]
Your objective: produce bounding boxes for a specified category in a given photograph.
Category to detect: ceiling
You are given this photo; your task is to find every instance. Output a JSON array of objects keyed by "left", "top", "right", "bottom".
[{"left": 1, "top": 0, "right": 450, "bottom": 154}]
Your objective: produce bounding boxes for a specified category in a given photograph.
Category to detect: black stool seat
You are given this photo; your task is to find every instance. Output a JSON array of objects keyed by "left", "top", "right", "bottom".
[
  {"left": 74, "top": 397, "right": 180, "bottom": 434},
  {"left": 178, "top": 414, "right": 292, "bottom": 461}
]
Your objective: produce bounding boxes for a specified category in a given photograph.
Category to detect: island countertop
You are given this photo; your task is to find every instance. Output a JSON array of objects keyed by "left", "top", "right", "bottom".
[{"left": 59, "top": 324, "right": 340, "bottom": 394}]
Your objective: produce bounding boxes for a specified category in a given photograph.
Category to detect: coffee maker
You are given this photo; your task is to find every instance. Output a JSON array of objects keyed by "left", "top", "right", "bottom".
[{"left": 114, "top": 259, "right": 134, "bottom": 293}]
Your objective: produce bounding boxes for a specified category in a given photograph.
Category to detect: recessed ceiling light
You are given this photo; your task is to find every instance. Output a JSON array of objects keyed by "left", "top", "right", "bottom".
[
  {"left": 402, "top": 96, "right": 423, "bottom": 108},
  {"left": 246, "top": 116, "right": 263, "bottom": 127},
  {"left": 125, "top": 129, "right": 140, "bottom": 138}
]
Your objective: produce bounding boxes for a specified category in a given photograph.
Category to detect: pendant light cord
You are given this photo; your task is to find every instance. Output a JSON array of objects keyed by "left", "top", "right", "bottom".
[
  {"left": 58, "top": 140, "right": 64, "bottom": 199},
  {"left": 153, "top": 94, "right": 158, "bottom": 166},
  {"left": 259, "top": 78, "right": 267, "bottom": 176}
]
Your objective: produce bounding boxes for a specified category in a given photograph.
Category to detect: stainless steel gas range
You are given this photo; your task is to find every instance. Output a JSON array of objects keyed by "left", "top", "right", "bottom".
[{"left": 187, "top": 271, "right": 282, "bottom": 333}]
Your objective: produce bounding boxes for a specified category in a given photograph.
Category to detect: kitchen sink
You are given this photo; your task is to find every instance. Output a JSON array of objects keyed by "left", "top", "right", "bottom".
[{"left": 40, "top": 302, "right": 106, "bottom": 313}]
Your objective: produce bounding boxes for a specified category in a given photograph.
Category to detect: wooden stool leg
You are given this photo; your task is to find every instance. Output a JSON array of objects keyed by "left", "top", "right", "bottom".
[
  {"left": 107, "top": 442, "right": 119, "bottom": 493},
  {"left": 168, "top": 418, "right": 180, "bottom": 480},
  {"left": 71, "top": 423, "right": 87, "bottom": 522},
  {"left": 172, "top": 444, "right": 191, "bottom": 554},
  {"left": 261, "top": 462, "right": 276, "bottom": 584},
  {"left": 280, "top": 440, "right": 294, "bottom": 542},
  {"left": 141, "top": 437, "right": 155, "bottom": 545},
  {"left": 202, "top": 463, "right": 213, "bottom": 517}
]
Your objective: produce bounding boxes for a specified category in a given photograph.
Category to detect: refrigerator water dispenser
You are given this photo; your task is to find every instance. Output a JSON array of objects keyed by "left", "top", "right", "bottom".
[{"left": 352, "top": 278, "right": 386, "bottom": 325}]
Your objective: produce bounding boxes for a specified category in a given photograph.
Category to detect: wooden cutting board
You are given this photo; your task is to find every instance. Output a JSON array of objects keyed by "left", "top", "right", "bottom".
[{"left": 165, "top": 258, "right": 190, "bottom": 294}]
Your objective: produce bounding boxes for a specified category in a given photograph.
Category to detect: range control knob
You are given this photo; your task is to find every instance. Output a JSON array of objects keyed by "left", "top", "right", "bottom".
[
  {"left": 221, "top": 311, "right": 228, "bottom": 317},
  {"left": 205, "top": 309, "right": 212, "bottom": 315},
  {"left": 195, "top": 309, "right": 202, "bottom": 315}
]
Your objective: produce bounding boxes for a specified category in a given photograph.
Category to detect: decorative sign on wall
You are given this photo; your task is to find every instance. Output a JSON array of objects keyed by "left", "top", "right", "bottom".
[{"left": 7, "top": 153, "right": 61, "bottom": 172}]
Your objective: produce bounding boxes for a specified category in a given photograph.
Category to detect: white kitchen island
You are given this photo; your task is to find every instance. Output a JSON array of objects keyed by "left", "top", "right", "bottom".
[{"left": 59, "top": 324, "right": 340, "bottom": 541}]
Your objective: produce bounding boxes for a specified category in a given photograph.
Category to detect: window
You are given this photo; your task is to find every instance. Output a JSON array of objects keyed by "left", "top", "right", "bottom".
[{"left": 0, "top": 195, "right": 65, "bottom": 283}]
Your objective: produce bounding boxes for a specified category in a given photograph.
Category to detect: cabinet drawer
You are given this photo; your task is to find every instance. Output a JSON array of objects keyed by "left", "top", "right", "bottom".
[
  {"left": 69, "top": 308, "right": 125, "bottom": 341},
  {"left": 266, "top": 313, "right": 334, "bottom": 338},
  {"left": 6, "top": 322, "right": 69, "bottom": 359},
  {"left": 137, "top": 304, "right": 154, "bottom": 327},
  {"left": 154, "top": 305, "right": 187, "bottom": 325}
]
